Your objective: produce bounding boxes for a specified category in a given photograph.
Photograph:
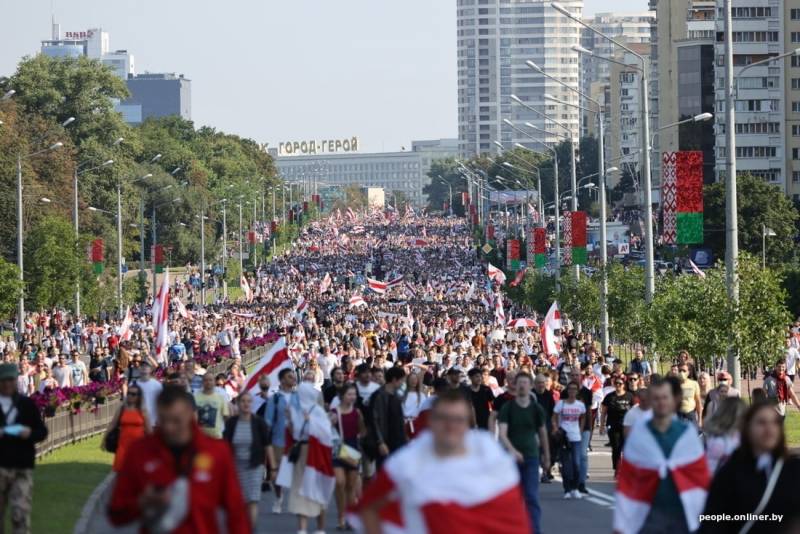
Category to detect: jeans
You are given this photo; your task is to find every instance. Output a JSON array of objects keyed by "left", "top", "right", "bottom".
[
  {"left": 608, "top": 425, "right": 625, "bottom": 472},
  {"left": 560, "top": 441, "right": 582, "bottom": 492},
  {"left": 579, "top": 430, "right": 590, "bottom": 484},
  {"left": 518, "top": 457, "right": 542, "bottom": 534}
]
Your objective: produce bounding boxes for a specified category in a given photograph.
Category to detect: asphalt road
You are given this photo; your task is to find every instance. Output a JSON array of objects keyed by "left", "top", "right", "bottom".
[{"left": 85, "top": 431, "right": 615, "bottom": 534}]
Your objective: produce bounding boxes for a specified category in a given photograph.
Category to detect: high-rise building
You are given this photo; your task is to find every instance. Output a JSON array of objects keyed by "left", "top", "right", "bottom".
[
  {"left": 41, "top": 19, "right": 134, "bottom": 80},
  {"left": 124, "top": 73, "right": 192, "bottom": 124},
  {"left": 457, "top": 0, "right": 583, "bottom": 157},
  {"left": 579, "top": 12, "right": 651, "bottom": 137},
  {"left": 713, "top": 0, "right": 799, "bottom": 195}
]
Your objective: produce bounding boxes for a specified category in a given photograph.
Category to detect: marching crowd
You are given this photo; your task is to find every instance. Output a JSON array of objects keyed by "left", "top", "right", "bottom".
[{"left": 0, "top": 208, "right": 798, "bottom": 533}]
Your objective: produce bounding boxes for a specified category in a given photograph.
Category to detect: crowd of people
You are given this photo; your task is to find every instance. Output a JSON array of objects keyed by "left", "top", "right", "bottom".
[{"left": 0, "top": 207, "right": 799, "bottom": 533}]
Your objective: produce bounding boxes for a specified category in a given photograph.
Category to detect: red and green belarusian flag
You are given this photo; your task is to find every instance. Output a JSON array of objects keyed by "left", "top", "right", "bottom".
[
  {"left": 153, "top": 244, "right": 165, "bottom": 274},
  {"left": 676, "top": 151, "right": 704, "bottom": 244},
  {"left": 91, "top": 238, "right": 104, "bottom": 274},
  {"left": 571, "top": 211, "right": 588, "bottom": 265},
  {"left": 533, "top": 228, "right": 547, "bottom": 268}
]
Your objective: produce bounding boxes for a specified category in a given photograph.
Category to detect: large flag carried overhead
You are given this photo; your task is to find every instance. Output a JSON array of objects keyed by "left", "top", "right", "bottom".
[
  {"left": 541, "top": 301, "right": 562, "bottom": 356},
  {"left": 244, "top": 337, "right": 292, "bottom": 410},
  {"left": 152, "top": 268, "right": 170, "bottom": 360},
  {"left": 119, "top": 307, "right": 134, "bottom": 342},
  {"left": 349, "top": 294, "right": 367, "bottom": 308},
  {"left": 367, "top": 277, "right": 388, "bottom": 295},
  {"left": 294, "top": 296, "right": 308, "bottom": 318},
  {"left": 494, "top": 293, "right": 506, "bottom": 325},
  {"left": 173, "top": 297, "right": 190, "bottom": 319},
  {"left": 487, "top": 263, "right": 507, "bottom": 285}
]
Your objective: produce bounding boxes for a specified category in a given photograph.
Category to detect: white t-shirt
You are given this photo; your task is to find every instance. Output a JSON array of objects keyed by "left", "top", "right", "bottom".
[
  {"left": 554, "top": 399, "right": 586, "bottom": 442},
  {"left": 356, "top": 381, "right": 380, "bottom": 406},
  {"left": 786, "top": 347, "right": 800, "bottom": 375},
  {"left": 623, "top": 405, "right": 653, "bottom": 429},
  {"left": 137, "top": 378, "right": 163, "bottom": 424}
]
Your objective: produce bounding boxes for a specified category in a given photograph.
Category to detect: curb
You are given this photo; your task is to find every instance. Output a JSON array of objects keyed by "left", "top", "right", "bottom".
[{"left": 74, "top": 472, "right": 115, "bottom": 534}]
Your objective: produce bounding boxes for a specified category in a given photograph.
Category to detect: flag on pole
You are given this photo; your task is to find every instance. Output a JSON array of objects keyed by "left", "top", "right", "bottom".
[
  {"left": 494, "top": 293, "right": 506, "bottom": 325},
  {"left": 487, "top": 263, "right": 507, "bottom": 285},
  {"left": 367, "top": 278, "right": 388, "bottom": 294},
  {"left": 319, "top": 272, "right": 332, "bottom": 293},
  {"left": 509, "top": 268, "right": 527, "bottom": 287},
  {"left": 294, "top": 296, "right": 308, "bottom": 318},
  {"left": 152, "top": 268, "right": 170, "bottom": 361},
  {"left": 240, "top": 274, "right": 254, "bottom": 302},
  {"left": 405, "top": 305, "right": 415, "bottom": 329},
  {"left": 387, "top": 275, "right": 404, "bottom": 288},
  {"left": 541, "top": 301, "right": 562, "bottom": 356},
  {"left": 119, "top": 307, "right": 134, "bottom": 341},
  {"left": 346, "top": 207, "right": 356, "bottom": 222}
]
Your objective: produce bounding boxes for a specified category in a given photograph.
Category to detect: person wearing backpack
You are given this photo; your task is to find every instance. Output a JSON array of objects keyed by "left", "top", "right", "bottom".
[{"left": 498, "top": 372, "right": 550, "bottom": 534}]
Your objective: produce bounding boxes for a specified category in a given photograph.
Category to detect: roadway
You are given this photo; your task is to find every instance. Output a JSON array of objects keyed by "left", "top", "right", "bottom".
[{"left": 83, "top": 431, "right": 615, "bottom": 533}]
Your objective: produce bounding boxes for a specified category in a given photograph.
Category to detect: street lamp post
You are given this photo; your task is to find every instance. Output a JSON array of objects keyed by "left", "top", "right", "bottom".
[
  {"left": 556, "top": 2, "right": 655, "bottom": 303},
  {"left": 17, "top": 142, "right": 63, "bottom": 337},
  {"left": 437, "top": 175, "right": 453, "bottom": 215},
  {"left": 762, "top": 224, "right": 776, "bottom": 269},
  {"left": 503, "top": 120, "right": 561, "bottom": 290}
]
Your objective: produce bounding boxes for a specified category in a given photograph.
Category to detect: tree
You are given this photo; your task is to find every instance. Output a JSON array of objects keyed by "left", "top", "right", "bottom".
[
  {"left": 556, "top": 272, "right": 600, "bottom": 332},
  {"left": 704, "top": 173, "right": 798, "bottom": 265},
  {"left": 606, "top": 265, "right": 653, "bottom": 347},
  {"left": 0, "top": 258, "right": 23, "bottom": 319},
  {"left": 424, "top": 159, "right": 467, "bottom": 215},
  {"left": 24, "top": 215, "right": 83, "bottom": 310}
]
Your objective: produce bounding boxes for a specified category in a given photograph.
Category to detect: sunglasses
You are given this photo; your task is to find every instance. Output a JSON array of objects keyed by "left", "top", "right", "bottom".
[{"left": 614, "top": 381, "right": 624, "bottom": 386}]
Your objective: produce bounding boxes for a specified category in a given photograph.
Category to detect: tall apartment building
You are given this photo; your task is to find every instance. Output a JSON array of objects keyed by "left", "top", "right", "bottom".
[
  {"left": 714, "top": 0, "right": 800, "bottom": 196},
  {"left": 457, "top": 0, "right": 583, "bottom": 157},
  {"left": 123, "top": 73, "right": 192, "bottom": 124},
  {"left": 650, "top": 0, "right": 717, "bottom": 188},
  {"left": 607, "top": 44, "right": 650, "bottom": 189},
  {"left": 579, "top": 12, "right": 651, "bottom": 138}
]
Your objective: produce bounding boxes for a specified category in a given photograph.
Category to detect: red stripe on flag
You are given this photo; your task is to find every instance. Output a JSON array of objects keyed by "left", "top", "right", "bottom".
[
  {"left": 244, "top": 348, "right": 289, "bottom": 391},
  {"left": 670, "top": 455, "right": 711, "bottom": 493},
  {"left": 420, "top": 485, "right": 530, "bottom": 534},
  {"left": 306, "top": 435, "right": 335, "bottom": 477},
  {"left": 615, "top": 457, "right": 660, "bottom": 502}
]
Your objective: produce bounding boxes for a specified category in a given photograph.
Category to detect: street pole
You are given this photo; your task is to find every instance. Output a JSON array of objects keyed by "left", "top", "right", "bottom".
[
  {"left": 200, "top": 203, "right": 206, "bottom": 307},
  {"left": 73, "top": 167, "right": 80, "bottom": 316},
  {"left": 553, "top": 153, "right": 561, "bottom": 292},
  {"left": 640, "top": 58, "right": 655, "bottom": 303},
  {"left": 152, "top": 206, "right": 157, "bottom": 300},
  {"left": 762, "top": 224, "right": 766, "bottom": 269},
  {"left": 724, "top": 0, "right": 741, "bottom": 389},
  {"left": 598, "top": 112, "right": 609, "bottom": 354},
  {"left": 16, "top": 155, "right": 24, "bottom": 339},
  {"left": 570, "top": 136, "right": 579, "bottom": 280},
  {"left": 238, "top": 201, "right": 243, "bottom": 276},
  {"left": 139, "top": 199, "right": 145, "bottom": 304},
  {"left": 116, "top": 183, "right": 123, "bottom": 318},
  {"left": 222, "top": 203, "right": 227, "bottom": 300},
  {"left": 252, "top": 199, "right": 257, "bottom": 268}
]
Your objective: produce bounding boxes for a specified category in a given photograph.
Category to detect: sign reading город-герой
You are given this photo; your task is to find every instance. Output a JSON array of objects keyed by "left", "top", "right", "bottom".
[{"left": 278, "top": 137, "right": 360, "bottom": 156}]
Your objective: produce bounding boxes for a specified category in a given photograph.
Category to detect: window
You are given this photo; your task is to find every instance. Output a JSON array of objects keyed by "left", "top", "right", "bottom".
[
  {"left": 735, "top": 122, "right": 780, "bottom": 134},
  {"left": 794, "top": 56, "right": 800, "bottom": 68},
  {"left": 794, "top": 79, "right": 800, "bottom": 90},
  {"left": 793, "top": 125, "right": 800, "bottom": 136},
  {"left": 793, "top": 33, "right": 800, "bottom": 44},
  {"left": 735, "top": 146, "right": 777, "bottom": 158},
  {"left": 795, "top": 148, "right": 800, "bottom": 160},
  {"left": 747, "top": 169, "right": 781, "bottom": 182},
  {"left": 794, "top": 102, "right": 800, "bottom": 113},
  {"left": 794, "top": 171, "right": 800, "bottom": 183},
  {"left": 792, "top": 8, "right": 800, "bottom": 20}
]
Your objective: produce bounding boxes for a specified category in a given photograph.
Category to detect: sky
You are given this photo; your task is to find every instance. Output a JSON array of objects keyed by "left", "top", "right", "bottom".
[{"left": 1, "top": 0, "right": 649, "bottom": 153}]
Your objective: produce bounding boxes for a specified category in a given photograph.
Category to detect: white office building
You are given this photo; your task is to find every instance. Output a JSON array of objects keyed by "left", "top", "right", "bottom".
[
  {"left": 457, "top": 0, "right": 584, "bottom": 156},
  {"left": 41, "top": 19, "right": 134, "bottom": 80},
  {"left": 274, "top": 139, "right": 459, "bottom": 207}
]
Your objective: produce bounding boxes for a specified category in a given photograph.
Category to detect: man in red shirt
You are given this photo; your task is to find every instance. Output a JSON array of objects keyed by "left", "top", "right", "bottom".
[{"left": 108, "top": 385, "right": 249, "bottom": 534}]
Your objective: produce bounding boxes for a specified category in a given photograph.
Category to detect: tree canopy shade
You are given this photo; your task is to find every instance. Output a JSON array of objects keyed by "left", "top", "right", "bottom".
[{"left": 704, "top": 173, "right": 799, "bottom": 265}]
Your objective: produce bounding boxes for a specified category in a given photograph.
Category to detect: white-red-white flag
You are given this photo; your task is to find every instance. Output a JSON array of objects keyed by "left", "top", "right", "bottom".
[
  {"left": 152, "top": 268, "right": 170, "bottom": 360},
  {"left": 541, "top": 301, "right": 562, "bottom": 356},
  {"left": 487, "top": 263, "right": 507, "bottom": 285},
  {"left": 119, "top": 307, "right": 134, "bottom": 341},
  {"left": 349, "top": 431, "right": 530, "bottom": 534},
  {"left": 494, "top": 293, "right": 506, "bottom": 325},
  {"left": 614, "top": 419, "right": 709, "bottom": 534},
  {"left": 349, "top": 294, "right": 367, "bottom": 308},
  {"left": 346, "top": 207, "right": 356, "bottom": 222},
  {"left": 240, "top": 274, "right": 254, "bottom": 302},
  {"left": 294, "top": 296, "right": 308, "bottom": 318},
  {"left": 689, "top": 259, "right": 706, "bottom": 278},
  {"left": 387, "top": 275, "right": 404, "bottom": 289},
  {"left": 367, "top": 277, "right": 387, "bottom": 295},
  {"left": 319, "top": 272, "right": 332, "bottom": 293},
  {"left": 245, "top": 337, "right": 292, "bottom": 410},
  {"left": 173, "top": 296, "right": 190, "bottom": 319}
]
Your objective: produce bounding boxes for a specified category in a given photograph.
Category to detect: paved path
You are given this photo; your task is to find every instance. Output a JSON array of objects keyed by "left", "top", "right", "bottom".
[{"left": 84, "top": 431, "right": 615, "bottom": 533}]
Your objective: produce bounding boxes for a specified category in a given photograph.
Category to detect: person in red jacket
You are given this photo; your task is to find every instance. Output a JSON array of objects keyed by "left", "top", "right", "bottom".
[{"left": 108, "top": 385, "right": 250, "bottom": 534}]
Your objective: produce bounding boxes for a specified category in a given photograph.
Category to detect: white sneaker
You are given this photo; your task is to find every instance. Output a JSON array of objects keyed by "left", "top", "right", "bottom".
[
  {"left": 563, "top": 491, "right": 573, "bottom": 500},
  {"left": 272, "top": 498, "right": 283, "bottom": 514},
  {"left": 571, "top": 490, "right": 583, "bottom": 499}
]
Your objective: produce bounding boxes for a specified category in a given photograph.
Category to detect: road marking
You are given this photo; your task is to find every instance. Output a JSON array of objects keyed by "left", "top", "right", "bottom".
[
  {"left": 586, "top": 496, "right": 613, "bottom": 508},
  {"left": 588, "top": 488, "right": 616, "bottom": 504},
  {"left": 587, "top": 451, "right": 612, "bottom": 456}
]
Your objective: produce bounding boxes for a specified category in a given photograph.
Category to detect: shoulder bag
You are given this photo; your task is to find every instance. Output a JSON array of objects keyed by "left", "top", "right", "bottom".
[
  {"left": 739, "top": 457, "right": 784, "bottom": 534},
  {"left": 335, "top": 409, "right": 362, "bottom": 468}
]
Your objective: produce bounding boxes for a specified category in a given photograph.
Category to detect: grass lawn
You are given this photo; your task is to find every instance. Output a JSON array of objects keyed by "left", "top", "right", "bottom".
[
  {"left": 29, "top": 435, "right": 112, "bottom": 533},
  {"left": 786, "top": 410, "right": 800, "bottom": 447}
]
